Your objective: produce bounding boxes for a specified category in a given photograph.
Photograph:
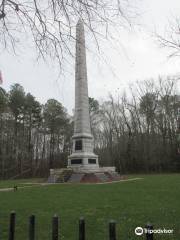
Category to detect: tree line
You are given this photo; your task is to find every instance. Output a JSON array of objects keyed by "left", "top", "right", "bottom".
[
  {"left": 0, "top": 83, "right": 72, "bottom": 179},
  {"left": 0, "top": 76, "right": 180, "bottom": 179},
  {"left": 93, "top": 76, "right": 180, "bottom": 174}
]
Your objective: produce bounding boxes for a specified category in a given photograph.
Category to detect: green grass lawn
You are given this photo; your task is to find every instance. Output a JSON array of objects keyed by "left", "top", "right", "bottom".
[{"left": 0, "top": 174, "right": 180, "bottom": 239}]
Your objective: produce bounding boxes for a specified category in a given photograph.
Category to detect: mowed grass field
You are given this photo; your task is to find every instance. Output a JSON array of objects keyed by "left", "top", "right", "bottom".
[{"left": 0, "top": 174, "right": 180, "bottom": 240}]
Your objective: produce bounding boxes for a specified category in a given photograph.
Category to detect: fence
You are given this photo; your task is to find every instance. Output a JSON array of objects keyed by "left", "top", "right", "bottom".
[{"left": 6, "top": 211, "right": 154, "bottom": 240}]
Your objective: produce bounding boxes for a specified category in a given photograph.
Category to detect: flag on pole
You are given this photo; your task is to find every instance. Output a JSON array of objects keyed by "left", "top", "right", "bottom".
[{"left": 0, "top": 71, "right": 3, "bottom": 85}]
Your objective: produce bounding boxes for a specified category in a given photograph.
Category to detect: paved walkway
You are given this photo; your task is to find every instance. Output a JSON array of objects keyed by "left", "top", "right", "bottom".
[
  {"left": 87, "top": 177, "right": 143, "bottom": 185},
  {"left": 0, "top": 177, "right": 143, "bottom": 192}
]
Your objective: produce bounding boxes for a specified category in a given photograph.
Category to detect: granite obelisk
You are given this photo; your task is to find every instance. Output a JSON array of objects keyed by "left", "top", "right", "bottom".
[
  {"left": 48, "top": 20, "right": 120, "bottom": 183},
  {"left": 68, "top": 19, "right": 99, "bottom": 172}
]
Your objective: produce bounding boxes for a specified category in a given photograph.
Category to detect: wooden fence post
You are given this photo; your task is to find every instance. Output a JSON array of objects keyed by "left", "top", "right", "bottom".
[
  {"left": 79, "top": 217, "right": 85, "bottom": 240},
  {"left": 8, "top": 211, "right": 16, "bottom": 240},
  {"left": 109, "top": 220, "right": 116, "bottom": 240},
  {"left": 52, "top": 214, "right": 59, "bottom": 240},
  {"left": 29, "top": 215, "right": 35, "bottom": 240},
  {"left": 145, "top": 224, "right": 153, "bottom": 240}
]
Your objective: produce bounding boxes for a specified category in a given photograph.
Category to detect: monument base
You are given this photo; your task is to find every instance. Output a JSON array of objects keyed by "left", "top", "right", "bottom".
[
  {"left": 48, "top": 167, "right": 121, "bottom": 183},
  {"left": 68, "top": 151, "right": 99, "bottom": 173}
]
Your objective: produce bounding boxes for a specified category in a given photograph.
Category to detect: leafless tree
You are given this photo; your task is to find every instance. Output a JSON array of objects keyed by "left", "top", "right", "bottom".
[
  {"left": 94, "top": 76, "right": 180, "bottom": 173},
  {"left": 0, "top": 0, "right": 133, "bottom": 67},
  {"left": 156, "top": 18, "right": 180, "bottom": 58}
]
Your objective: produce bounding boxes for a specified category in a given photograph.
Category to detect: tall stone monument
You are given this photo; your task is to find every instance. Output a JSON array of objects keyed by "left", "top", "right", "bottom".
[
  {"left": 67, "top": 19, "right": 99, "bottom": 172},
  {"left": 48, "top": 19, "right": 121, "bottom": 183}
]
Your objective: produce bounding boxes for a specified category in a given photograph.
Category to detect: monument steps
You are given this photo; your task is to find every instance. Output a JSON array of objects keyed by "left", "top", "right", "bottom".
[
  {"left": 80, "top": 173, "right": 100, "bottom": 183},
  {"left": 56, "top": 169, "right": 73, "bottom": 183},
  {"left": 47, "top": 175, "right": 58, "bottom": 183},
  {"left": 48, "top": 169, "right": 73, "bottom": 183},
  {"left": 95, "top": 173, "right": 110, "bottom": 182},
  {"left": 68, "top": 173, "right": 84, "bottom": 183},
  {"left": 48, "top": 170, "right": 121, "bottom": 183},
  {"left": 105, "top": 172, "right": 121, "bottom": 181}
]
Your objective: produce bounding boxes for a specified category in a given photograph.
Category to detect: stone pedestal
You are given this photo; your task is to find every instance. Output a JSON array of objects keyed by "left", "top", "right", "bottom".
[
  {"left": 48, "top": 167, "right": 121, "bottom": 183},
  {"left": 68, "top": 134, "right": 99, "bottom": 172}
]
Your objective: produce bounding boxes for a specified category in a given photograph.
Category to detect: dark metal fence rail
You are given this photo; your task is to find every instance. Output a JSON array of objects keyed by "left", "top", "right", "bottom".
[{"left": 6, "top": 211, "right": 154, "bottom": 240}]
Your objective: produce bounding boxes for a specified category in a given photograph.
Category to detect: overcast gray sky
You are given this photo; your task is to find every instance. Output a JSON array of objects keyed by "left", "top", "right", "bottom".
[{"left": 1, "top": 0, "right": 180, "bottom": 114}]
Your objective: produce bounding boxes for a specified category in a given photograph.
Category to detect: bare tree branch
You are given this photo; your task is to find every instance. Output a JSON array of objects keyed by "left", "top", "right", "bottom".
[
  {"left": 156, "top": 17, "right": 180, "bottom": 58},
  {"left": 0, "top": 0, "right": 134, "bottom": 68}
]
